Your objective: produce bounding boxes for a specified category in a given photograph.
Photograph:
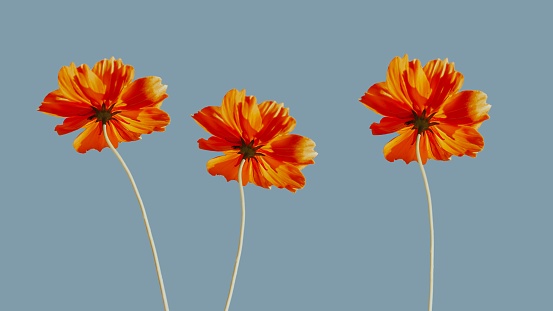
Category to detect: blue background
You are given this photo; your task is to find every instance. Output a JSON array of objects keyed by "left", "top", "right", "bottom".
[{"left": 1, "top": 1, "right": 551, "bottom": 310}]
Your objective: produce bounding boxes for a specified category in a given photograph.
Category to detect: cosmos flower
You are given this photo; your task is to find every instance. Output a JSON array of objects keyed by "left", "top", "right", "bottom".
[
  {"left": 360, "top": 54, "right": 491, "bottom": 164},
  {"left": 39, "top": 57, "right": 170, "bottom": 153},
  {"left": 192, "top": 89, "right": 317, "bottom": 192}
]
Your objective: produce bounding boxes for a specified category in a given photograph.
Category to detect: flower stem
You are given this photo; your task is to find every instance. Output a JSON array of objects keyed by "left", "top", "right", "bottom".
[
  {"left": 224, "top": 159, "right": 247, "bottom": 311},
  {"left": 102, "top": 124, "right": 169, "bottom": 311},
  {"left": 416, "top": 134, "right": 434, "bottom": 311}
]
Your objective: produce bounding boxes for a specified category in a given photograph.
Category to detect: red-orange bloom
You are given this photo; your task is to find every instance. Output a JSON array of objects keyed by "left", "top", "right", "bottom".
[
  {"left": 192, "top": 89, "right": 317, "bottom": 192},
  {"left": 38, "top": 57, "right": 170, "bottom": 153},
  {"left": 360, "top": 55, "right": 491, "bottom": 164}
]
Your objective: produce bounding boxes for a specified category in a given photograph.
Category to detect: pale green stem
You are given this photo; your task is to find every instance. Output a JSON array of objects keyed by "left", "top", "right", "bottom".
[
  {"left": 224, "top": 159, "right": 246, "bottom": 311},
  {"left": 103, "top": 124, "right": 169, "bottom": 311},
  {"left": 415, "top": 134, "right": 434, "bottom": 311}
]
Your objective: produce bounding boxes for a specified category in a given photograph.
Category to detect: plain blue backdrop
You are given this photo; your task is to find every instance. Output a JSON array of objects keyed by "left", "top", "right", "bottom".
[{"left": 1, "top": 1, "right": 551, "bottom": 310}]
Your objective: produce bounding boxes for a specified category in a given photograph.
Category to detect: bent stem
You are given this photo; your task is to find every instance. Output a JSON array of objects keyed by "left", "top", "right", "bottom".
[
  {"left": 103, "top": 124, "right": 169, "bottom": 311},
  {"left": 416, "top": 134, "right": 434, "bottom": 311},
  {"left": 224, "top": 159, "right": 247, "bottom": 311}
]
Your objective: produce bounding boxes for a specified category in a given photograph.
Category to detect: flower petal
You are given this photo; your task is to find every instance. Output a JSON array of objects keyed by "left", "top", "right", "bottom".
[
  {"left": 381, "top": 129, "right": 457, "bottom": 164},
  {"left": 437, "top": 90, "right": 491, "bottom": 126},
  {"left": 110, "top": 120, "right": 142, "bottom": 142},
  {"left": 192, "top": 105, "right": 241, "bottom": 143},
  {"left": 120, "top": 76, "right": 168, "bottom": 109},
  {"left": 92, "top": 57, "right": 135, "bottom": 104},
  {"left": 198, "top": 136, "right": 236, "bottom": 152},
  {"left": 360, "top": 82, "right": 414, "bottom": 118},
  {"left": 238, "top": 95, "right": 262, "bottom": 140},
  {"left": 71, "top": 64, "right": 106, "bottom": 106},
  {"left": 382, "top": 128, "right": 419, "bottom": 164},
  {"left": 72, "top": 123, "right": 106, "bottom": 153},
  {"left": 116, "top": 107, "right": 170, "bottom": 134},
  {"left": 256, "top": 100, "right": 296, "bottom": 143},
  {"left": 424, "top": 132, "right": 453, "bottom": 161},
  {"left": 54, "top": 116, "right": 93, "bottom": 135},
  {"left": 423, "top": 59, "right": 464, "bottom": 112},
  {"left": 206, "top": 153, "right": 242, "bottom": 182},
  {"left": 39, "top": 90, "right": 93, "bottom": 118},
  {"left": 243, "top": 159, "right": 271, "bottom": 189},
  {"left": 258, "top": 156, "right": 306, "bottom": 192},
  {"left": 385, "top": 55, "right": 430, "bottom": 112},
  {"left": 370, "top": 116, "right": 409, "bottom": 135},
  {"left": 262, "top": 134, "right": 317, "bottom": 166},
  {"left": 433, "top": 124, "right": 485, "bottom": 157},
  {"left": 220, "top": 89, "right": 262, "bottom": 141},
  {"left": 55, "top": 63, "right": 93, "bottom": 104}
]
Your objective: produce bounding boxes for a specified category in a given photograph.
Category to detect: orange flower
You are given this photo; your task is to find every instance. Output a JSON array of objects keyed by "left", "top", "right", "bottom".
[
  {"left": 360, "top": 55, "right": 491, "bottom": 164},
  {"left": 38, "top": 57, "right": 170, "bottom": 153},
  {"left": 192, "top": 89, "right": 317, "bottom": 192}
]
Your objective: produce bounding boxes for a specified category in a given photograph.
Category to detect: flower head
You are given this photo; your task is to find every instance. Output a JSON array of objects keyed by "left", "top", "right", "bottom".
[
  {"left": 38, "top": 57, "right": 170, "bottom": 153},
  {"left": 192, "top": 89, "right": 317, "bottom": 192},
  {"left": 360, "top": 55, "right": 491, "bottom": 164}
]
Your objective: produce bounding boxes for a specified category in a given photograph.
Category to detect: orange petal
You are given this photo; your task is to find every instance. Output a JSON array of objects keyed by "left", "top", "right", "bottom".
[
  {"left": 382, "top": 128, "right": 419, "bottom": 164},
  {"left": 110, "top": 120, "right": 142, "bottom": 142},
  {"left": 424, "top": 132, "right": 453, "bottom": 161},
  {"left": 192, "top": 105, "right": 241, "bottom": 142},
  {"left": 72, "top": 122, "right": 140, "bottom": 153},
  {"left": 437, "top": 90, "right": 491, "bottom": 126},
  {"left": 39, "top": 90, "right": 93, "bottom": 117},
  {"left": 120, "top": 76, "right": 168, "bottom": 109},
  {"left": 385, "top": 55, "right": 429, "bottom": 112},
  {"left": 238, "top": 95, "right": 262, "bottom": 140},
  {"left": 256, "top": 100, "right": 296, "bottom": 143},
  {"left": 423, "top": 59, "right": 464, "bottom": 112},
  {"left": 405, "top": 57, "right": 431, "bottom": 111},
  {"left": 220, "top": 89, "right": 244, "bottom": 131},
  {"left": 206, "top": 153, "right": 307, "bottom": 192},
  {"left": 137, "top": 108, "right": 170, "bottom": 132},
  {"left": 206, "top": 154, "right": 242, "bottom": 182},
  {"left": 433, "top": 124, "right": 485, "bottom": 157},
  {"left": 220, "top": 89, "right": 262, "bottom": 141},
  {"left": 198, "top": 136, "right": 236, "bottom": 152},
  {"left": 360, "top": 82, "right": 414, "bottom": 118},
  {"left": 385, "top": 55, "right": 413, "bottom": 106},
  {"left": 54, "top": 116, "right": 93, "bottom": 135},
  {"left": 56, "top": 63, "right": 93, "bottom": 104},
  {"left": 57, "top": 63, "right": 105, "bottom": 107},
  {"left": 370, "top": 116, "right": 409, "bottom": 135},
  {"left": 72, "top": 123, "right": 107, "bottom": 153},
  {"left": 258, "top": 156, "right": 306, "bottom": 192},
  {"left": 73, "top": 63, "right": 107, "bottom": 106},
  {"left": 116, "top": 107, "right": 170, "bottom": 134},
  {"left": 242, "top": 159, "right": 271, "bottom": 189},
  {"left": 383, "top": 130, "right": 458, "bottom": 164},
  {"left": 92, "top": 57, "right": 135, "bottom": 103},
  {"left": 262, "top": 134, "right": 317, "bottom": 165}
]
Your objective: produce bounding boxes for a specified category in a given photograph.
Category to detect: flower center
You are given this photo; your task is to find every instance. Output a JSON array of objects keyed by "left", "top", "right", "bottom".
[
  {"left": 233, "top": 138, "right": 265, "bottom": 161},
  {"left": 405, "top": 109, "right": 439, "bottom": 135},
  {"left": 89, "top": 103, "right": 120, "bottom": 125}
]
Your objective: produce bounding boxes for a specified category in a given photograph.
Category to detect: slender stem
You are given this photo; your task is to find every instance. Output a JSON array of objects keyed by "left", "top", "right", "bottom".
[
  {"left": 224, "top": 159, "right": 247, "bottom": 311},
  {"left": 102, "top": 124, "right": 169, "bottom": 311},
  {"left": 415, "top": 134, "right": 434, "bottom": 311}
]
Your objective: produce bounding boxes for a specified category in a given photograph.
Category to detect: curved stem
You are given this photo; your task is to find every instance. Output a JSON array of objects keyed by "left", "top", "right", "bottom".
[
  {"left": 416, "top": 134, "right": 434, "bottom": 311},
  {"left": 224, "top": 159, "right": 246, "bottom": 311},
  {"left": 103, "top": 124, "right": 169, "bottom": 311}
]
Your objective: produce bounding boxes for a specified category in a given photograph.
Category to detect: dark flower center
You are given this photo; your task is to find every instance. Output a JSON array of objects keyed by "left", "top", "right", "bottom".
[
  {"left": 405, "top": 109, "right": 439, "bottom": 135},
  {"left": 89, "top": 103, "right": 121, "bottom": 125},
  {"left": 232, "top": 138, "right": 265, "bottom": 161}
]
